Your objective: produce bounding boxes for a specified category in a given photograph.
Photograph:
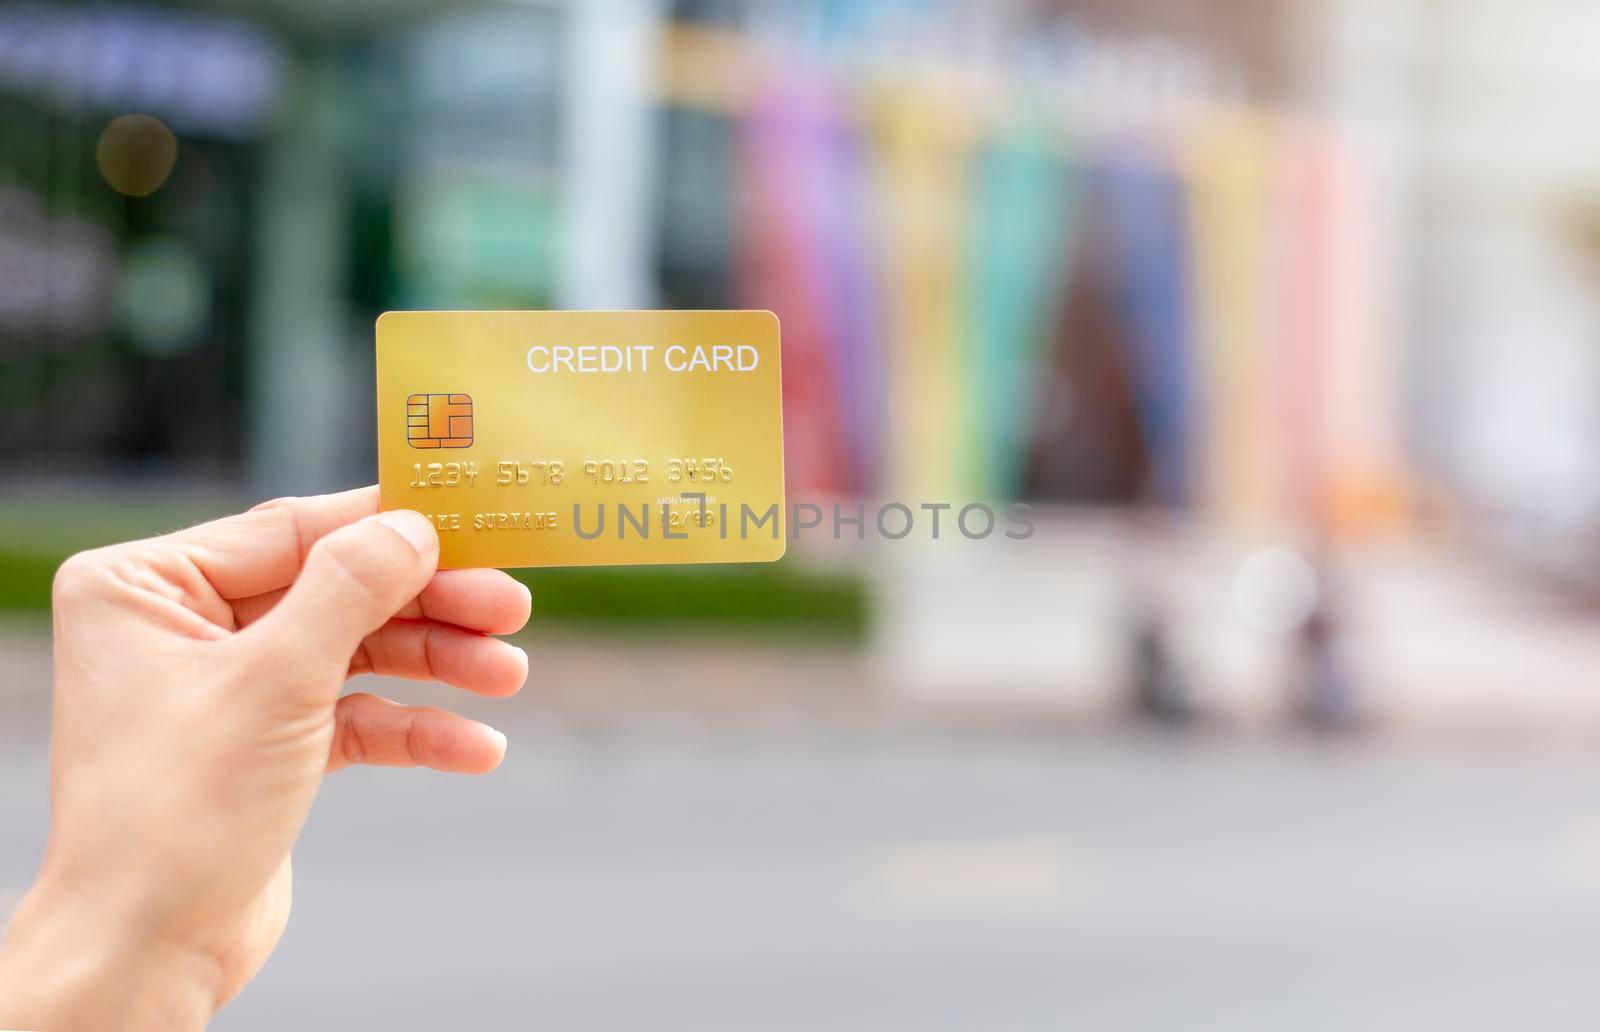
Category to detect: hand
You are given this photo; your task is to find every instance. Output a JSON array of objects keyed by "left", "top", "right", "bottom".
[{"left": 0, "top": 488, "right": 531, "bottom": 1029}]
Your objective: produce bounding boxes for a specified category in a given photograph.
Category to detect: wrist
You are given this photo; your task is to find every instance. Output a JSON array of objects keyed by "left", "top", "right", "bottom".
[{"left": 0, "top": 881, "right": 219, "bottom": 1031}]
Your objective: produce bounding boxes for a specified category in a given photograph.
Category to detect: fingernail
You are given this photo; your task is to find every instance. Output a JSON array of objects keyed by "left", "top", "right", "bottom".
[
  {"left": 375, "top": 510, "right": 438, "bottom": 554},
  {"left": 482, "top": 725, "right": 508, "bottom": 753}
]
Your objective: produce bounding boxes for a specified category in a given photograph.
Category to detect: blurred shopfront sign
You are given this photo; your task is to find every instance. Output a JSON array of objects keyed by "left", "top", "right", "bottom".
[
  {"left": 0, "top": 185, "right": 115, "bottom": 336},
  {"left": 0, "top": 2, "right": 283, "bottom": 138}
]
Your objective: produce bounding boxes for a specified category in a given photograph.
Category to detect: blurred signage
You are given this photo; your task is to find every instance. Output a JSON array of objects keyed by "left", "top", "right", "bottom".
[
  {"left": 0, "top": 185, "right": 115, "bottom": 337},
  {"left": 0, "top": 2, "right": 284, "bottom": 138}
]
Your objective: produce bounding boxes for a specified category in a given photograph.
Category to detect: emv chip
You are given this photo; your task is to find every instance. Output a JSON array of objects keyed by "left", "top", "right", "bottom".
[{"left": 407, "top": 393, "right": 473, "bottom": 449}]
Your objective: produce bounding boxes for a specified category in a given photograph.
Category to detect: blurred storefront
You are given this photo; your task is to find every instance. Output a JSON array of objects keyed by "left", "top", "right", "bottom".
[
  {"left": 6, "top": 0, "right": 1600, "bottom": 730},
  {"left": 0, "top": 2, "right": 281, "bottom": 476}
]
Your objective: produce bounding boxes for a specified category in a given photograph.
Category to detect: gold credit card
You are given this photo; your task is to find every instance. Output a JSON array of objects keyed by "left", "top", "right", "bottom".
[{"left": 376, "top": 310, "right": 786, "bottom": 570}]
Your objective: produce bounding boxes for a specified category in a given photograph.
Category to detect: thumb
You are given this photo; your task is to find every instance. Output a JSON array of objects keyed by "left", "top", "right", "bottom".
[{"left": 246, "top": 510, "right": 439, "bottom": 677}]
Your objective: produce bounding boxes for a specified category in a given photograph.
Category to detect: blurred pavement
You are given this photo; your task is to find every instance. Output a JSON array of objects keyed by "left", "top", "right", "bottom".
[{"left": 7, "top": 625, "right": 1600, "bottom": 1029}]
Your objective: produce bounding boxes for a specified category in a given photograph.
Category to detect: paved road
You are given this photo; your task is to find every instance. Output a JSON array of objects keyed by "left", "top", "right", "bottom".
[
  {"left": 226, "top": 734, "right": 1600, "bottom": 1030},
  {"left": 8, "top": 634, "right": 1600, "bottom": 1029}
]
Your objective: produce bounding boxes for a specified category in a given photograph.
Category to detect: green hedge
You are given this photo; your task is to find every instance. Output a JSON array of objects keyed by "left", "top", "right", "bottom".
[
  {"left": 508, "top": 564, "right": 867, "bottom": 641},
  {"left": 0, "top": 498, "right": 868, "bottom": 640},
  {"left": 0, "top": 547, "right": 62, "bottom": 612}
]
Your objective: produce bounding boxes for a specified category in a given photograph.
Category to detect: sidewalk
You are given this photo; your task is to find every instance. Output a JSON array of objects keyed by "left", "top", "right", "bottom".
[{"left": 5, "top": 520, "right": 1600, "bottom": 744}]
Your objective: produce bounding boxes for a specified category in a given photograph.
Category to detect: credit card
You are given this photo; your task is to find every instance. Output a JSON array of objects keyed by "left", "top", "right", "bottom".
[{"left": 376, "top": 310, "right": 786, "bottom": 570}]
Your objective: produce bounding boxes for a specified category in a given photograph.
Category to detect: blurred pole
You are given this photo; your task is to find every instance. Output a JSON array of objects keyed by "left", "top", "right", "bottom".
[
  {"left": 558, "top": 0, "right": 661, "bottom": 310},
  {"left": 248, "top": 50, "right": 352, "bottom": 498}
]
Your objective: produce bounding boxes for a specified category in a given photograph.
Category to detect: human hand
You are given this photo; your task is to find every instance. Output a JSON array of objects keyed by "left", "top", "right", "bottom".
[{"left": 0, "top": 487, "right": 531, "bottom": 1030}]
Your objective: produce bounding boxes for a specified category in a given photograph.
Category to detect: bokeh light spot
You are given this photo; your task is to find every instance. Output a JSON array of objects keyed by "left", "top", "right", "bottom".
[
  {"left": 114, "top": 237, "right": 210, "bottom": 355},
  {"left": 95, "top": 115, "right": 178, "bottom": 198}
]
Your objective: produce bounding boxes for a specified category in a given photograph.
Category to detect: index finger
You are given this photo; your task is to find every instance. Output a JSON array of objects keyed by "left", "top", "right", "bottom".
[{"left": 165, "top": 486, "right": 381, "bottom": 600}]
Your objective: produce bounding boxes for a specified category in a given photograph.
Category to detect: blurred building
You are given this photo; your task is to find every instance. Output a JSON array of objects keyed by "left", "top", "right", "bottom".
[
  {"left": 6, "top": 0, "right": 1600, "bottom": 725},
  {"left": 2, "top": 0, "right": 1594, "bottom": 513}
]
